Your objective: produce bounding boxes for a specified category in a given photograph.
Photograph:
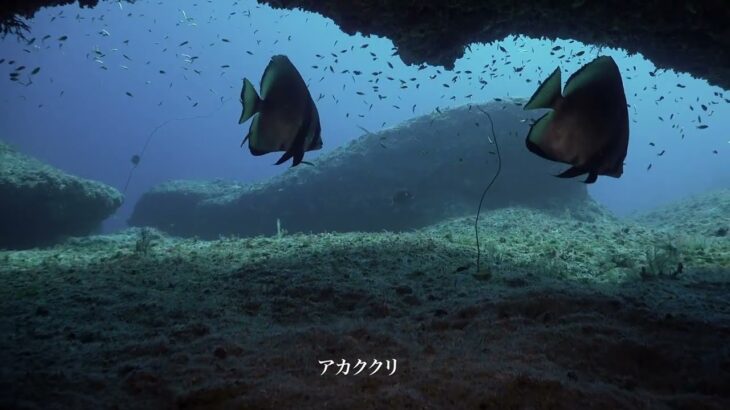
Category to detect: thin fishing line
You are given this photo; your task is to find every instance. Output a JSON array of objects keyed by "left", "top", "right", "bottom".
[
  {"left": 123, "top": 97, "right": 232, "bottom": 194},
  {"left": 474, "top": 106, "right": 502, "bottom": 273}
]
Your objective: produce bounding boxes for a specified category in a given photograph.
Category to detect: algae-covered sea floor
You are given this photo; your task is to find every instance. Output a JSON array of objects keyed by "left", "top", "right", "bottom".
[{"left": 1, "top": 193, "right": 729, "bottom": 409}]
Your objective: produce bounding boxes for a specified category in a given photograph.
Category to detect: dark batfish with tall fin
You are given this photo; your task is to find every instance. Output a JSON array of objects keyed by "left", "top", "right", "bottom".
[
  {"left": 523, "top": 56, "right": 629, "bottom": 183},
  {"left": 239, "top": 55, "right": 322, "bottom": 166}
]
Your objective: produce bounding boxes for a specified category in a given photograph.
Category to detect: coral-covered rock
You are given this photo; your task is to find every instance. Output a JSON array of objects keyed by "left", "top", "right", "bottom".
[
  {"left": 0, "top": 141, "right": 123, "bottom": 249},
  {"left": 129, "top": 100, "right": 588, "bottom": 238}
]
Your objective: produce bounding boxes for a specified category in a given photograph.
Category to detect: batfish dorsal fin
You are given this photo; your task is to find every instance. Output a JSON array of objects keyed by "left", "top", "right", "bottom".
[
  {"left": 524, "top": 67, "right": 562, "bottom": 110},
  {"left": 260, "top": 55, "right": 300, "bottom": 100},
  {"left": 563, "top": 56, "right": 618, "bottom": 96},
  {"left": 239, "top": 78, "right": 261, "bottom": 124},
  {"left": 244, "top": 116, "right": 269, "bottom": 156},
  {"left": 583, "top": 172, "right": 598, "bottom": 184}
]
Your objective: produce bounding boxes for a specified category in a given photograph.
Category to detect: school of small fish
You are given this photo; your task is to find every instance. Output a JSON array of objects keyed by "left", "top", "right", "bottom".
[{"left": 0, "top": 0, "right": 726, "bottom": 172}]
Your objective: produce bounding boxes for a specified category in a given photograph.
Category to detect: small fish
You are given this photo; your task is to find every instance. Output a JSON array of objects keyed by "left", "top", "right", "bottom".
[
  {"left": 647, "top": 163, "right": 652, "bottom": 171},
  {"left": 657, "top": 150, "right": 665, "bottom": 156},
  {"left": 179, "top": 41, "right": 189, "bottom": 46},
  {"left": 238, "top": 55, "right": 322, "bottom": 167},
  {"left": 58, "top": 35, "right": 68, "bottom": 41},
  {"left": 392, "top": 189, "right": 414, "bottom": 206},
  {"left": 130, "top": 154, "right": 140, "bottom": 165},
  {"left": 31, "top": 67, "right": 40, "bottom": 75},
  {"left": 697, "top": 124, "right": 708, "bottom": 129},
  {"left": 125, "top": 91, "right": 133, "bottom": 97}
]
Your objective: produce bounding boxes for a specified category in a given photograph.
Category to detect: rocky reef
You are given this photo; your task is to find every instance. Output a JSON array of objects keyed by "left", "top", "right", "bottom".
[
  {"left": 0, "top": 141, "right": 122, "bottom": 249},
  {"left": 129, "top": 100, "right": 588, "bottom": 238},
  {"left": 3, "top": 1, "right": 727, "bottom": 89},
  {"left": 634, "top": 188, "right": 730, "bottom": 239}
]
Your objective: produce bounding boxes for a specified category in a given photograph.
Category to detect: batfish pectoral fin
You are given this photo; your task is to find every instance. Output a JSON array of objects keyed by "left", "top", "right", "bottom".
[
  {"left": 555, "top": 166, "right": 586, "bottom": 179},
  {"left": 244, "top": 116, "right": 270, "bottom": 156},
  {"left": 583, "top": 172, "right": 598, "bottom": 184},
  {"left": 239, "top": 78, "right": 262, "bottom": 124},
  {"left": 524, "top": 67, "right": 562, "bottom": 110},
  {"left": 525, "top": 111, "right": 566, "bottom": 163}
]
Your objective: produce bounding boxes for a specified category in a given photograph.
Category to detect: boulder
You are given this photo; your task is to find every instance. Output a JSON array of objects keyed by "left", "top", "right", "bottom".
[
  {"left": 130, "top": 100, "right": 588, "bottom": 238},
  {"left": 0, "top": 141, "right": 123, "bottom": 249}
]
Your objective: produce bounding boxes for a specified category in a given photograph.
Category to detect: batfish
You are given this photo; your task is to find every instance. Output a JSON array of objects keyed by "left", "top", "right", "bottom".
[
  {"left": 523, "top": 56, "right": 629, "bottom": 183},
  {"left": 239, "top": 55, "right": 322, "bottom": 166}
]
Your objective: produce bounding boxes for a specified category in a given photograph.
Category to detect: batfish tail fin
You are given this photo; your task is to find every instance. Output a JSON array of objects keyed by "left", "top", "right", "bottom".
[
  {"left": 239, "top": 78, "right": 262, "bottom": 124},
  {"left": 524, "top": 67, "right": 562, "bottom": 110}
]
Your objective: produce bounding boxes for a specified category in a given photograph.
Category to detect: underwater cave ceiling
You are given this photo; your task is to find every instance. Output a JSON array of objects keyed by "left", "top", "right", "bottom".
[
  {"left": 260, "top": 0, "right": 730, "bottom": 89},
  {"left": 1, "top": 0, "right": 728, "bottom": 89}
]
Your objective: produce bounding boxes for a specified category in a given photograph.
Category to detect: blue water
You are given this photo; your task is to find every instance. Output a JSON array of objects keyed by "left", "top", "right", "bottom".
[{"left": 0, "top": 0, "right": 727, "bottom": 232}]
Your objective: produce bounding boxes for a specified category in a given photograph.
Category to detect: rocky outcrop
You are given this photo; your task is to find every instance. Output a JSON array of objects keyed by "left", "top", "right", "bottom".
[
  {"left": 0, "top": 141, "right": 123, "bottom": 249},
  {"left": 3, "top": 1, "right": 728, "bottom": 89},
  {"left": 129, "top": 100, "right": 588, "bottom": 238}
]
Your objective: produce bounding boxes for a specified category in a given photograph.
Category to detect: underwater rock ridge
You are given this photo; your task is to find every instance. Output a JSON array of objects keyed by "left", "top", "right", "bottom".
[
  {"left": 129, "top": 101, "right": 589, "bottom": 238},
  {"left": 0, "top": 141, "right": 123, "bottom": 249}
]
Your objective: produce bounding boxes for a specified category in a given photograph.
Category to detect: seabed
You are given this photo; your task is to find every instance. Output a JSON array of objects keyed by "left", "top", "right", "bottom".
[{"left": 1, "top": 194, "right": 729, "bottom": 409}]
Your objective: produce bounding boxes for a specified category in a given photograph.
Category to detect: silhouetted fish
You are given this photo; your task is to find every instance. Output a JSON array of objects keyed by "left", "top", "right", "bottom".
[
  {"left": 238, "top": 55, "right": 322, "bottom": 167},
  {"left": 523, "top": 56, "right": 629, "bottom": 183}
]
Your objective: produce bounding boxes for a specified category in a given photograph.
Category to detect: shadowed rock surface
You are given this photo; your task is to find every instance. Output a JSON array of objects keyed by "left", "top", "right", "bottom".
[
  {"left": 0, "top": 141, "right": 123, "bottom": 249},
  {"left": 4, "top": 1, "right": 727, "bottom": 89},
  {"left": 129, "top": 101, "right": 589, "bottom": 238},
  {"left": 0, "top": 0, "right": 100, "bottom": 35}
]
